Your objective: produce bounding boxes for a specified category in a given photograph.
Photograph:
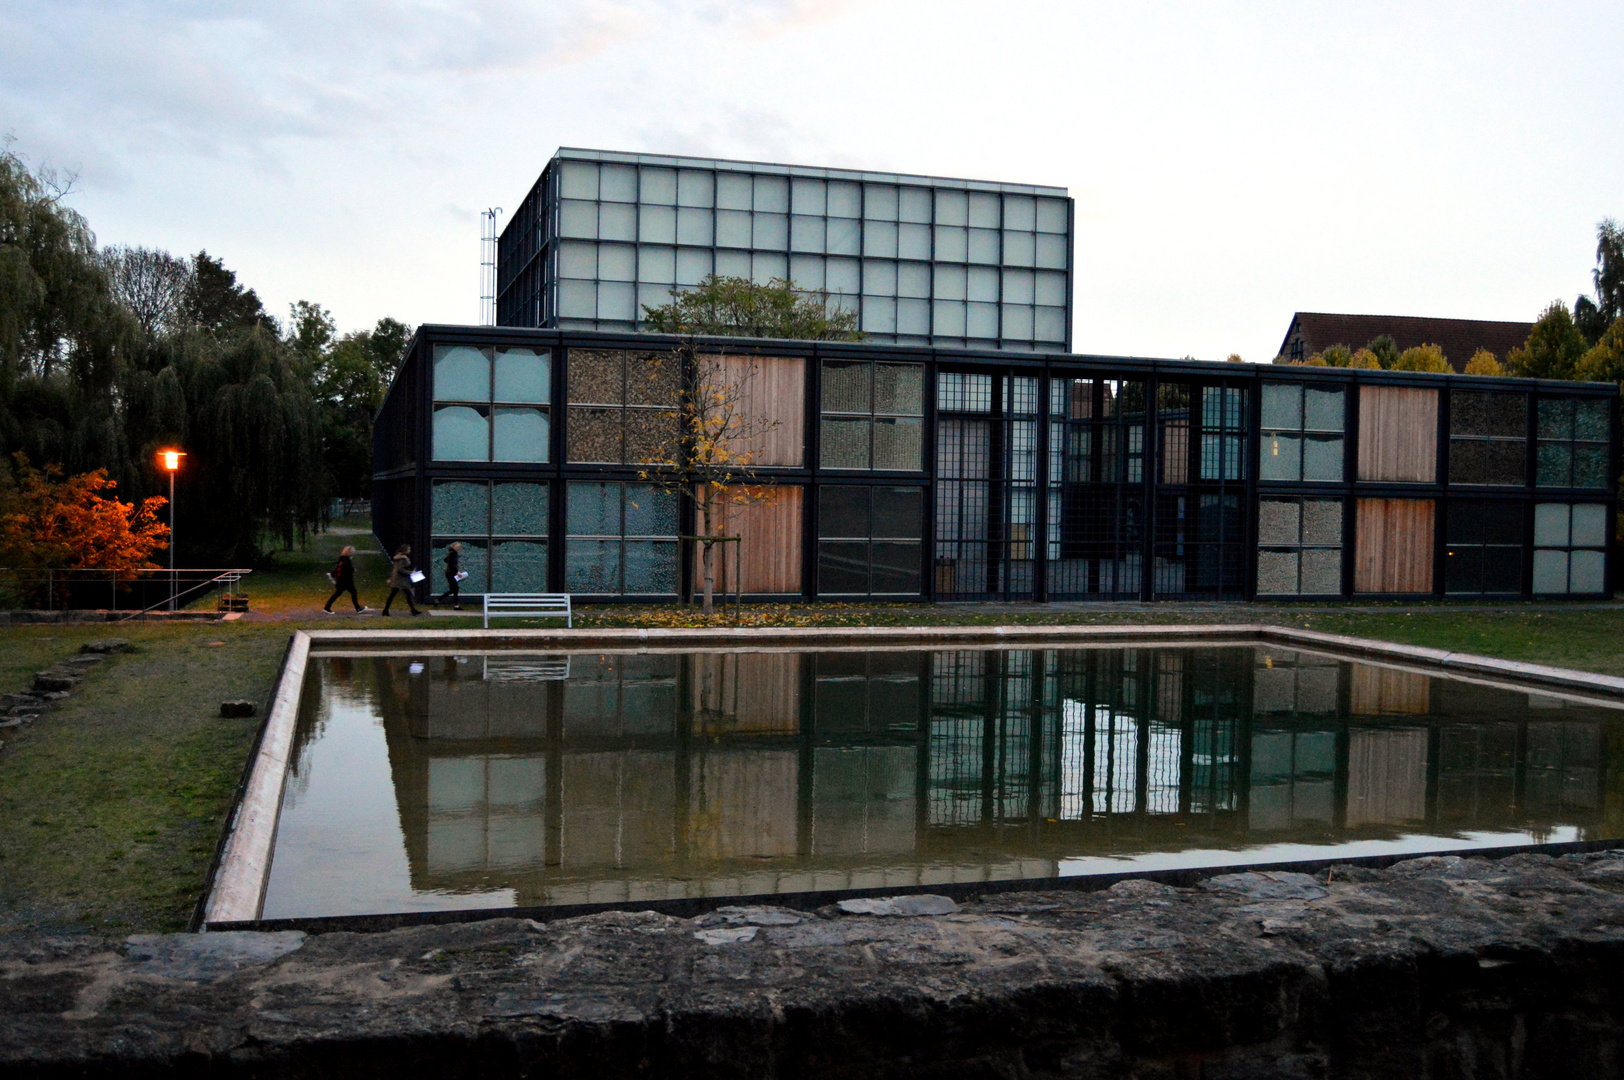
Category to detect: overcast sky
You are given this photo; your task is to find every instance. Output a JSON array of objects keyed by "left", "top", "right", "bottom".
[{"left": 4, "top": 0, "right": 1621, "bottom": 361}]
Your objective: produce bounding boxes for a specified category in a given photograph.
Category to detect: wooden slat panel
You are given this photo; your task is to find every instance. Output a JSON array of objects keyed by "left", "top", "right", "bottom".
[
  {"left": 1358, "top": 386, "right": 1438, "bottom": 482},
  {"left": 1349, "top": 666, "right": 1431, "bottom": 715},
  {"left": 691, "top": 485, "right": 803, "bottom": 595},
  {"left": 1355, "top": 498, "right": 1435, "bottom": 593},
  {"left": 691, "top": 653, "right": 801, "bottom": 735},
  {"left": 688, "top": 750, "right": 799, "bottom": 858},
  {"left": 699, "top": 355, "right": 805, "bottom": 467},
  {"left": 1346, "top": 728, "right": 1429, "bottom": 826}
]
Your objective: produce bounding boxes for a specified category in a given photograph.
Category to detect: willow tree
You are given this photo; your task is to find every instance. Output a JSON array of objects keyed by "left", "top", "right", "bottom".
[{"left": 631, "top": 341, "right": 780, "bottom": 616}]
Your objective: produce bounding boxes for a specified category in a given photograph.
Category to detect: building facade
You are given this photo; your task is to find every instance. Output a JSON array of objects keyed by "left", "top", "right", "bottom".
[
  {"left": 495, "top": 149, "right": 1074, "bottom": 352},
  {"left": 373, "top": 326, "right": 1618, "bottom": 604}
]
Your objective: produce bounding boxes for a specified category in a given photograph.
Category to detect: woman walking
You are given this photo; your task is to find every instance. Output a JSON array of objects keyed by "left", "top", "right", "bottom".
[
  {"left": 440, "top": 541, "right": 463, "bottom": 610},
  {"left": 382, "top": 543, "right": 422, "bottom": 616},
  {"left": 322, "top": 545, "right": 367, "bottom": 613}
]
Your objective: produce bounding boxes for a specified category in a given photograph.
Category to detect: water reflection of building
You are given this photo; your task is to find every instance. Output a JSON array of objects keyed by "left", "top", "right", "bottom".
[{"left": 318, "top": 647, "right": 1619, "bottom": 907}]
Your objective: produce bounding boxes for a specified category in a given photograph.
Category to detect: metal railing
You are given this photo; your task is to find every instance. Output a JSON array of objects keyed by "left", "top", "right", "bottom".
[{"left": 0, "top": 567, "right": 254, "bottom": 618}]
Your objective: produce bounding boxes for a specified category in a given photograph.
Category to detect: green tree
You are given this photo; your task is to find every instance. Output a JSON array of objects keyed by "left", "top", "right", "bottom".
[
  {"left": 314, "top": 317, "right": 412, "bottom": 500},
  {"left": 187, "top": 251, "right": 272, "bottom": 336},
  {"left": 284, "top": 300, "right": 336, "bottom": 375},
  {"left": 1393, "top": 343, "right": 1450, "bottom": 373},
  {"left": 1365, "top": 334, "right": 1400, "bottom": 369},
  {"left": 642, "top": 275, "right": 861, "bottom": 340},
  {"left": 1507, "top": 301, "right": 1588, "bottom": 380},
  {"left": 1576, "top": 318, "right": 1624, "bottom": 385},
  {"left": 1463, "top": 348, "right": 1505, "bottom": 376}
]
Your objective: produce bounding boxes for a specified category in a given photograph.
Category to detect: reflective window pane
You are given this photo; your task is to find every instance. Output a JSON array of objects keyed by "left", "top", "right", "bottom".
[
  {"left": 433, "top": 405, "right": 488, "bottom": 461},
  {"left": 492, "top": 407, "right": 549, "bottom": 462},
  {"left": 819, "top": 485, "right": 869, "bottom": 536}
]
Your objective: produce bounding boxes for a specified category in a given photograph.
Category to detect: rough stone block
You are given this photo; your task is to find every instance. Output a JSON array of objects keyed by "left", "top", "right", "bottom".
[
  {"left": 80, "top": 638, "right": 133, "bottom": 654},
  {"left": 31, "top": 674, "right": 76, "bottom": 693},
  {"left": 219, "top": 700, "right": 257, "bottom": 718}
]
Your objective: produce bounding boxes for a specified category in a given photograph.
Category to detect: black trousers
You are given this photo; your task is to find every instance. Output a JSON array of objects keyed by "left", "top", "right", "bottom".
[
  {"left": 383, "top": 586, "right": 419, "bottom": 614},
  {"left": 441, "top": 573, "right": 460, "bottom": 607},
  {"left": 324, "top": 583, "right": 361, "bottom": 611}
]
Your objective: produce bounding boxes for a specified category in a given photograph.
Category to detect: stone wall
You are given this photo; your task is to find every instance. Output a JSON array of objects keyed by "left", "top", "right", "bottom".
[{"left": 9, "top": 850, "right": 1624, "bottom": 1077}]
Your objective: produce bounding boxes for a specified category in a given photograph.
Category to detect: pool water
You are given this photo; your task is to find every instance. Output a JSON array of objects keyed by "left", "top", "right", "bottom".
[{"left": 260, "top": 646, "right": 1624, "bottom": 919}]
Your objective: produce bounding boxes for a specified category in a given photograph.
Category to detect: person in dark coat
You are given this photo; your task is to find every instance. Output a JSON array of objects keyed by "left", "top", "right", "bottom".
[
  {"left": 440, "top": 541, "right": 463, "bottom": 610},
  {"left": 381, "top": 543, "right": 422, "bottom": 616},
  {"left": 322, "top": 546, "right": 367, "bottom": 613}
]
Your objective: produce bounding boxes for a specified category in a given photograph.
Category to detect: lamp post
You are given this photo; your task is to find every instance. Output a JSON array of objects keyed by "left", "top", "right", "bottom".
[{"left": 159, "top": 450, "right": 185, "bottom": 611}]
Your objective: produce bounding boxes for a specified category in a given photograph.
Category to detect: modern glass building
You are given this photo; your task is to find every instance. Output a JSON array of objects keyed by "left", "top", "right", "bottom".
[
  {"left": 495, "top": 149, "right": 1074, "bottom": 352},
  {"left": 373, "top": 326, "right": 1618, "bottom": 605}
]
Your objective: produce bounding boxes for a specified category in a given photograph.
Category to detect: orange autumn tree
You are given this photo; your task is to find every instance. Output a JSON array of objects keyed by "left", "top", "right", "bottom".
[{"left": 0, "top": 454, "right": 170, "bottom": 570}]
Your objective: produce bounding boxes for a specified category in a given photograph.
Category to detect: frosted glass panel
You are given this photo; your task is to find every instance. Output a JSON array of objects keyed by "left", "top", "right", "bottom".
[
  {"left": 493, "top": 483, "right": 548, "bottom": 535},
  {"left": 898, "top": 187, "right": 931, "bottom": 223},
  {"left": 863, "top": 259, "right": 896, "bottom": 295},
  {"left": 434, "top": 405, "right": 487, "bottom": 461},
  {"left": 494, "top": 348, "right": 549, "bottom": 403},
  {"left": 559, "top": 161, "right": 597, "bottom": 199},
  {"left": 935, "top": 190, "right": 967, "bottom": 225},
  {"left": 1034, "top": 271, "right": 1066, "bottom": 307},
  {"left": 559, "top": 200, "right": 597, "bottom": 239},
  {"left": 935, "top": 225, "right": 968, "bottom": 262},
  {"left": 716, "top": 209, "right": 751, "bottom": 248},
  {"left": 677, "top": 169, "right": 713, "bottom": 207},
  {"left": 897, "top": 298, "right": 929, "bottom": 336},
  {"left": 1002, "top": 268, "right": 1035, "bottom": 304},
  {"left": 791, "top": 215, "right": 825, "bottom": 252},
  {"left": 1572, "top": 503, "right": 1607, "bottom": 547},
  {"left": 715, "top": 250, "right": 749, "bottom": 278},
  {"left": 641, "top": 167, "right": 677, "bottom": 204},
  {"left": 790, "top": 255, "right": 825, "bottom": 290},
  {"left": 600, "top": 164, "right": 637, "bottom": 202},
  {"left": 968, "top": 192, "right": 1000, "bottom": 228},
  {"left": 639, "top": 205, "right": 675, "bottom": 244},
  {"left": 1035, "top": 198, "right": 1067, "bottom": 233},
  {"left": 932, "top": 301, "right": 966, "bottom": 336},
  {"left": 864, "top": 221, "right": 898, "bottom": 258},
  {"left": 1261, "top": 384, "right": 1302, "bottom": 429},
  {"left": 1532, "top": 549, "right": 1568, "bottom": 593},
  {"left": 862, "top": 296, "right": 897, "bottom": 333},
  {"left": 598, "top": 202, "right": 636, "bottom": 242},
  {"left": 753, "top": 213, "right": 788, "bottom": 249},
  {"left": 864, "top": 184, "right": 898, "bottom": 219},
  {"left": 792, "top": 178, "right": 826, "bottom": 214},
  {"left": 897, "top": 262, "right": 930, "bottom": 298},
  {"left": 1570, "top": 549, "right": 1605, "bottom": 592},
  {"left": 827, "top": 181, "right": 861, "bottom": 218},
  {"left": 1035, "top": 307, "right": 1066, "bottom": 342},
  {"left": 493, "top": 407, "right": 549, "bottom": 462},
  {"left": 435, "top": 345, "right": 488, "bottom": 401},
  {"left": 597, "top": 243, "right": 635, "bottom": 281},
  {"left": 1004, "top": 232, "right": 1036, "bottom": 267},
  {"left": 676, "top": 207, "right": 713, "bottom": 246},
  {"left": 1004, "top": 196, "right": 1036, "bottom": 230},
  {"left": 826, "top": 257, "right": 859, "bottom": 295},
  {"left": 898, "top": 223, "right": 930, "bottom": 260},
  {"left": 752, "top": 252, "right": 786, "bottom": 284},
  {"left": 1303, "top": 436, "right": 1344, "bottom": 482},
  {"left": 716, "top": 172, "right": 752, "bottom": 210},
  {"left": 826, "top": 216, "right": 860, "bottom": 256},
  {"left": 968, "top": 228, "right": 999, "bottom": 264},
  {"left": 1305, "top": 388, "right": 1345, "bottom": 431},
  {"left": 558, "top": 242, "right": 596, "bottom": 279},
  {"left": 1261, "top": 434, "right": 1301, "bottom": 480},
  {"left": 1036, "top": 234, "right": 1067, "bottom": 269},
  {"left": 934, "top": 265, "right": 967, "bottom": 301},
  {"left": 1534, "top": 503, "right": 1570, "bottom": 547},
  {"left": 557, "top": 280, "right": 596, "bottom": 318},
  {"left": 1002, "top": 304, "right": 1034, "bottom": 339},
  {"left": 967, "top": 302, "right": 998, "bottom": 339},
  {"left": 753, "top": 175, "right": 789, "bottom": 213},
  {"left": 968, "top": 266, "right": 998, "bottom": 302},
  {"left": 597, "top": 281, "right": 636, "bottom": 321},
  {"left": 676, "top": 247, "right": 712, "bottom": 285},
  {"left": 637, "top": 245, "right": 675, "bottom": 283},
  {"left": 567, "top": 482, "right": 619, "bottom": 535}
]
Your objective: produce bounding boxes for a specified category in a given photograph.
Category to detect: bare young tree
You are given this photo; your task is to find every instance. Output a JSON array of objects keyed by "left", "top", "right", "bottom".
[
  {"left": 100, "top": 245, "right": 194, "bottom": 339},
  {"left": 631, "top": 340, "right": 781, "bottom": 616}
]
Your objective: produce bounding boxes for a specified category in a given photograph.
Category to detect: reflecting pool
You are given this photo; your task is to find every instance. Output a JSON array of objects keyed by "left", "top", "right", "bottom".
[{"left": 261, "top": 646, "right": 1624, "bottom": 919}]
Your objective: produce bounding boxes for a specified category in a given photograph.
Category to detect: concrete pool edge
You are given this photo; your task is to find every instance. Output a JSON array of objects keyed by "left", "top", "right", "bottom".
[{"left": 201, "top": 623, "right": 1624, "bottom": 930}]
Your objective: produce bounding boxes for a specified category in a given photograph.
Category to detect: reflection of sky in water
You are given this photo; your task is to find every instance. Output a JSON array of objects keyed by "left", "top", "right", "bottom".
[{"left": 261, "top": 647, "right": 1624, "bottom": 920}]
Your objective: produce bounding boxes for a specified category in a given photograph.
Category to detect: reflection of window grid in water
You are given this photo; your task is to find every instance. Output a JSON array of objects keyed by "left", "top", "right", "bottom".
[
  {"left": 1257, "top": 498, "right": 1344, "bottom": 596},
  {"left": 1523, "top": 720, "right": 1603, "bottom": 813},
  {"left": 564, "top": 482, "right": 678, "bottom": 595},
  {"left": 1187, "top": 655, "right": 1243, "bottom": 813},
  {"left": 1436, "top": 723, "right": 1518, "bottom": 824},
  {"left": 1259, "top": 383, "right": 1344, "bottom": 482},
  {"left": 1444, "top": 500, "right": 1522, "bottom": 594},
  {"left": 931, "top": 650, "right": 987, "bottom": 707},
  {"left": 1047, "top": 377, "right": 1146, "bottom": 597},
  {"left": 1532, "top": 502, "right": 1608, "bottom": 594},
  {"left": 818, "top": 360, "right": 924, "bottom": 471},
  {"left": 1449, "top": 391, "right": 1527, "bottom": 486},
  {"left": 1536, "top": 397, "right": 1611, "bottom": 489},
  {"left": 1248, "top": 729, "right": 1337, "bottom": 830},
  {"left": 928, "top": 714, "right": 986, "bottom": 826}
]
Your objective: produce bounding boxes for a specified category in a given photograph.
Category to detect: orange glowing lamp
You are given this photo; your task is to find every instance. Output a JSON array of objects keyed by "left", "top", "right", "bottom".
[{"left": 159, "top": 449, "right": 185, "bottom": 471}]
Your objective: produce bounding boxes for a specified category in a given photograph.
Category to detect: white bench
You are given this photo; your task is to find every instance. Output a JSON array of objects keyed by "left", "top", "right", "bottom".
[{"left": 483, "top": 593, "right": 573, "bottom": 629}]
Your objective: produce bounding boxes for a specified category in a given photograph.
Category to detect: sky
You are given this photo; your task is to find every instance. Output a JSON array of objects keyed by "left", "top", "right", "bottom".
[{"left": 3, "top": 0, "right": 1621, "bottom": 362}]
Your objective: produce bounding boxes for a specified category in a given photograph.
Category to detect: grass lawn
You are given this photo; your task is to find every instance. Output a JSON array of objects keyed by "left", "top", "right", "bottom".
[{"left": 4, "top": 533, "right": 1623, "bottom": 935}]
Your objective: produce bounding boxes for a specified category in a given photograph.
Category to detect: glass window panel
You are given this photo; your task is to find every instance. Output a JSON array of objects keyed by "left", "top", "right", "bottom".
[
  {"left": 1576, "top": 399, "right": 1610, "bottom": 441},
  {"left": 433, "top": 405, "right": 488, "bottom": 461},
  {"left": 666, "top": 250, "right": 708, "bottom": 289},
  {"left": 599, "top": 163, "right": 637, "bottom": 203},
  {"left": 1260, "top": 384, "right": 1301, "bottom": 430},
  {"left": 933, "top": 265, "right": 967, "bottom": 301},
  {"left": 967, "top": 266, "right": 999, "bottom": 303},
  {"left": 675, "top": 207, "right": 713, "bottom": 246},
  {"left": 898, "top": 223, "right": 931, "bottom": 260},
  {"left": 1532, "top": 548, "right": 1569, "bottom": 593},
  {"left": 598, "top": 202, "right": 636, "bottom": 242},
  {"left": 1449, "top": 440, "right": 1524, "bottom": 485},
  {"left": 819, "top": 485, "right": 870, "bottom": 536},
  {"left": 597, "top": 281, "right": 635, "bottom": 321},
  {"left": 753, "top": 175, "right": 789, "bottom": 213},
  {"left": 1034, "top": 271, "right": 1066, "bottom": 307},
  {"left": 1034, "top": 307, "right": 1066, "bottom": 342},
  {"left": 566, "top": 407, "right": 622, "bottom": 463},
  {"left": 897, "top": 298, "right": 930, "bottom": 336},
  {"left": 1574, "top": 445, "right": 1610, "bottom": 488},
  {"left": 1261, "top": 433, "right": 1301, "bottom": 480},
  {"left": 863, "top": 259, "right": 897, "bottom": 295},
  {"left": 1534, "top": 503, "right": 1570, "bottom": 547},
  {"left": 1304, "top": 387, "right": 1345, "bottom": 431},
  {"left": 818, "top": 541, "right": 869, "bottom": 593},
  {"left": 641, "top": 167, "right": 677, "bottom": 204},
  {"left": 752, "top": 252, "right": 787, "bottom": 284},
  {"left": 1572, "top": 502, "right": 1608, "bottom": 547},
  {"left": 433, "top": 480, "right": 489, "bottom": 534},
  {"left": 490, "top": 540, "right": 548, "bottom": 593},
  {"left": 716, "top": 172, "right": 752, "bottom": 210},
  {"left": 639, "top": 205, "right": 675, "bottom": 244},
  {"left": 864, "top": 221, "right": 898, "bottom": 258},
  {"left": 623, "top": 540, "right": 678, "bottom": 593},
  {"left": 1256, "top": 550, "right": 1299, "bottom": 594},
  {"left": 1004, "top": 196, "right": 1036, "bottom": 231},
  {"left": 827, "top": 181, "right": 860, "bottom": 218},
  {"left": 864, "top": 184, "right": 898, "bottom": 220},
  {"left": 896, "top": 262, "right": 930, "bottom": 299},
  {"left": 566, "top": 538, "right": 619, "bottom": 593},
  {"left": 1570, "top": 548, "right": 1606, "bottom": 592},
  {"left": 433, "top": 539, "right": 487, "bottom": 594},
  {"left": 753, "top": 212, "right": 788, "bottom": 249},
  {"left": 934, "top": 190, "right": 967, "bottom": 226},
  {"left": 820, "top": 418, "right": 871, "bottom": 469},
  {"left": 790, "top": 254, "right": 825, "bottom": 290},
  {"left": 676, "top": 169, "right": 713, "bottom": 207},
  {"left": 1003, "top": 231, "right": 1036, "bottom": 267},
  {"left": 597, "top": 243, "right": 635, "bottom": 281},
  {"left": 493, "top": 407, "right": 550, "bottom": 462},
  {"left": 1302, "top": 499, "right": 1343, "bottom": 545},
  {"left": 968, "top": 191, "right": 1000, "bottom": 228},
  {"left": 1035, "top": 234, "right": 1067, "bottom": 269},
  {"left": 559, "top": 160, "right": 598, "bottom": 199},
  {"left": 826, "top": 257, "right": 859, "bottom": 295},
  {"left": 935, "top": 225, "right": 968, "bottom": 261},
  {"left": 791, "top": 177, "right": 826, "bottom": 215},
  {"left": 1257, "top": 499, "right": 1300, "bottom": 545},
  {"left": 715, "top": 250, "right": 750, "bottom": 278},
  {"left": 1536, "top": 442, "right": 1572, "bottom": 486},
  {"left": 1002, "top": 268, "right": 1035, "bottom": 304},
  {"left": 1539, "top": 398, "right": 1575, "bottom": 440},
  {"left": 637, "top": 245, "right": 675, "bottom": 283},
  {"left": 873, "top": 417, "right": 923, "bottom": 469},
  {"left": 434, "top": 345, "right": 489, "bottom": 402},
  {"left": 791, "top": 214, "right": 825, "bottom": 252},
  {"left": 623, "top": 485, "right": 677, "bottom": 536},
  {"left": 967, "top": 228, "right": 999, "bottom": 264},
  {"left": 567, "top": 481, "right": 619, "bottom": 535},
  {"left": 559, "top": 199, "right": 598, "bottom": 239},
  {"left": 1447, "top": 500, "right": 1517, "bottom": 545},
  {"left": 637, "top": 283, "right": 670, "bottom": 315},
  {"left": 874, "top": 363, "right": 924, "bottom": 414},
  {"left": 716, "top": 209, "right": 752, "bottom": 248},
  {"left": 1453, "top": 391, "right": 1526, "bottom": 437},
  {"left": 1303, "top": 436, "right": 1344, "bottom": 482},
  {"left": 493, "top": 483, "right": 548, "bottom": 536},
  {"left": 1002, "top": 304, "right": 1034, "bottom": 340},
  {"left": 898, "top": 186, "right": 931, "bottom": 223},
  {"left": 966, "top": 302, "right": 998, "bottom": 339},
  {"left": 826, "top": 216, "right": 860, "bottom": 256},
  {"left": 558, "top": 241, "right": 596, "bottom": 279},
  {"left": 862, "top": 296, "right": 897, "bottom": 333},
  {"left": 871, "top": 542, "right": 921, "bottom": 593},
  {"left": 1035, "top": 197, "right": 1068, "bottom": 233},
  {"left": 557, "top": 279, "right": 596, "bottom": 318}
]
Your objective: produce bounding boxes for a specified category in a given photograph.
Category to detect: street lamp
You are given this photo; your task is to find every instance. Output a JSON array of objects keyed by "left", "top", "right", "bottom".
[{"left": 158, "top": 449, "right": 186, "bottom": 611}]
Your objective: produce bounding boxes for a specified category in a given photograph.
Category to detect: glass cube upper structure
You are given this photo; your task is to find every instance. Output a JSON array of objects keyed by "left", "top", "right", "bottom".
[{"left": 496, "top": 148, "right": 1074, "bottom": 351}]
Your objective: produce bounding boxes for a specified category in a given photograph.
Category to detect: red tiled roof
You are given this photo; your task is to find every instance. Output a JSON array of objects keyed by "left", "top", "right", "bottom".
[{"left": 1277, "top": 313, "right": 1534, "bottom": 372}]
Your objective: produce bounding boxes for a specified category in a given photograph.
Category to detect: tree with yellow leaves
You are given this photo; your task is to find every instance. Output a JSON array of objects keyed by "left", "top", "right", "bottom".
[
  {"left": 1393, "top": 343, "right": 1451, "bottom": 373},
  {"left": 1463, "top": 349, "right": 1506, "bottom": 376}
]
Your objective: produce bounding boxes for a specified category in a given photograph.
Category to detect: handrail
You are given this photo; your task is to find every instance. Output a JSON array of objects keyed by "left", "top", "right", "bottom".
[{"left": 0, "top": 567, "right": 254, "bottom": 616}]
